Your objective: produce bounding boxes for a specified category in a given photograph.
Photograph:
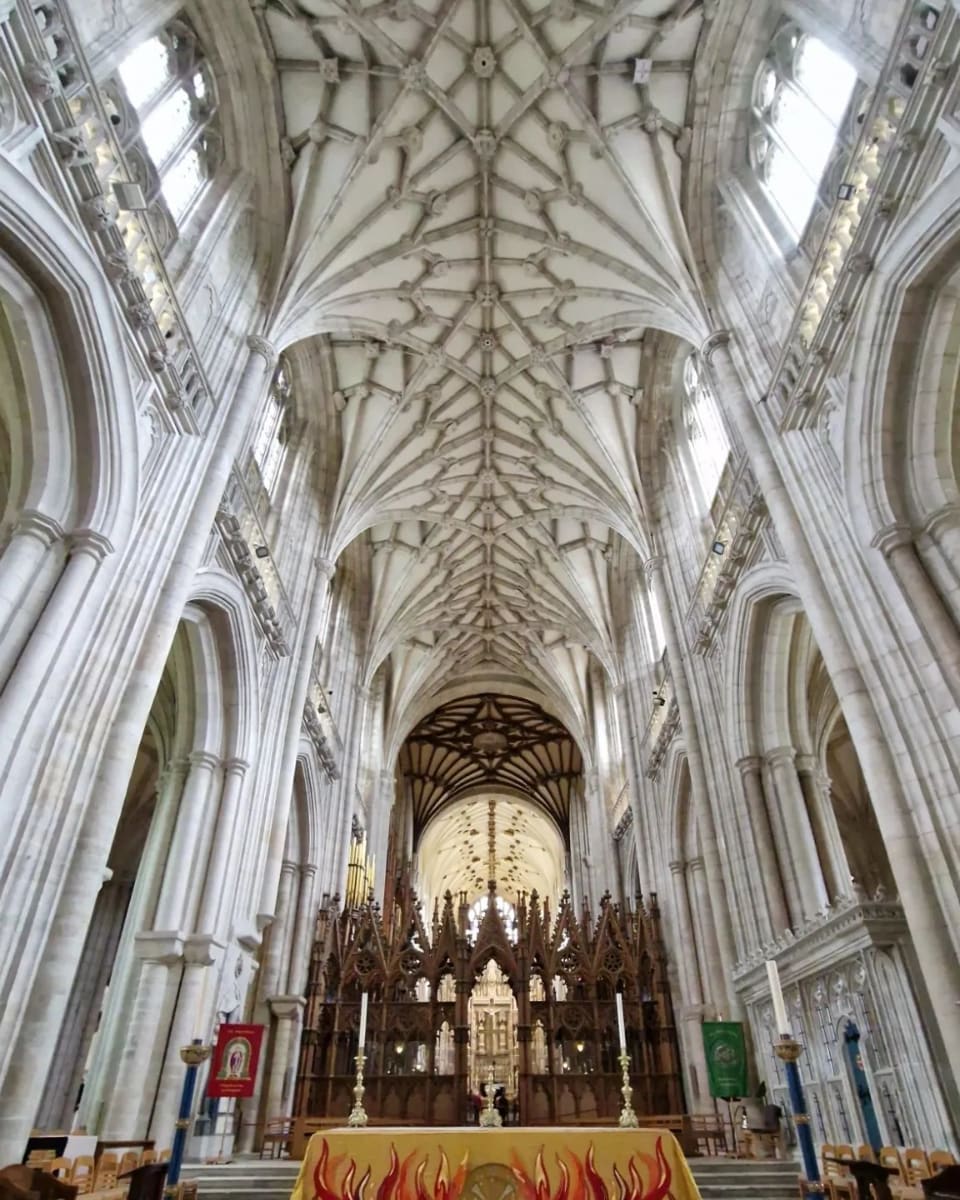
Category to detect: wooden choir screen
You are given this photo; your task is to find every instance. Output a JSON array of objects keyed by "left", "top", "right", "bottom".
[{"left": 294, "top": 877, "right": 684, "bottom": 1125}]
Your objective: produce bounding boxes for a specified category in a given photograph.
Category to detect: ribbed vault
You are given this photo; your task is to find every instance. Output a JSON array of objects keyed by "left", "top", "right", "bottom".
[
  {"left": 398, "top": 693, "right": 583, "bottom": 839},
  {"left": 257, "top": 0, "right": 709, "bottom": 716}
]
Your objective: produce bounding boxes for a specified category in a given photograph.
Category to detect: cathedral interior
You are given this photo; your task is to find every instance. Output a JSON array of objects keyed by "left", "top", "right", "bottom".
[{"left": 1, "top": 0, "right": 960, "bottom": 1172}]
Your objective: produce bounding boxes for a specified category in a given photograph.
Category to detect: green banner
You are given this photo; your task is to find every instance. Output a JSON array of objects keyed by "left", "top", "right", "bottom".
[{"left": 702, "top": 1021, "right": 748, "bottom": 1099}]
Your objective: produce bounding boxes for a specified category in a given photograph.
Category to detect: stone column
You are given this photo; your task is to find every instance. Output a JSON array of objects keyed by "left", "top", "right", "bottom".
[
  {"left": 368, "top": 769, "right": 394, "bottom": 904},
  {"left": 102, "top": 935, "right": 183, "bottom": 1138},
  {"left": 263, "top": 996, "right": 306, "bottom": 1119},
  {"left": 257, "top": 557, "right": 336, "bottom": 924},
  {"left": 701, "top": 330, "right": 960, "bottom": 1099},
  {"left": 735, "top": 756, "right": 790, "bottom": 937},
  {"left": 0, "top": 337, "right": 279, "bottom": 1166},
  {"left": 149, "top": 936, "right": 215, "bottom": 1148},
  {"left": 686, "top": 857, "right": 723, "bottom": 1013},
  {"left": 262, "top": 861, "right": 298, "bottom": 999},
  {"left": 196, "top": 757, "right": 249, "bottom": 937},
  {"left": 645, "top": 556, "right": 739, "bottom": 1014},
  {"left": 154, "top": 752, "right": 222, "bottom": 932},
  {"left": 0, "top": 510, "right": 64, "bottom": 691},
  {"left": 287, "top": 865, "right": 318, "bottom": 997},
  {"left": 764, "top": 747, "right": 828, "bottom": 920},
  {"left": 796, "top": 754, "right": 850, "bottom": 903},
  {"left": 872, "top": 524, "right": 960, "bottom": 697},
  {"left": 668, "top": 861, "right": 710, "bottom": 1110},
  {"left": 36, "top": 875, "right": 130, "bottom": 1130}
]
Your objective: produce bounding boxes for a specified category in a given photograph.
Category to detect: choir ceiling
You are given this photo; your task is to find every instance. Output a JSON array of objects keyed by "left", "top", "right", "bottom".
[{"left": 260, "top": 0, "right": 709, "bottom": 714}]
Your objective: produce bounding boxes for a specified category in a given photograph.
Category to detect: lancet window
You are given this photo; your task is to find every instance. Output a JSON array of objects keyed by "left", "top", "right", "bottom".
[
  {"left": 111, "top": 18, "right": 221, "bottom": 243},
  {"left": 253, "top": 360, "right": 293, "bottom": 499},
  {"left": 749, "top": 24, "right": 858, "bottom": 241},
  {"left": 680, "top": 353, "right": 729, "bottom": 517}
]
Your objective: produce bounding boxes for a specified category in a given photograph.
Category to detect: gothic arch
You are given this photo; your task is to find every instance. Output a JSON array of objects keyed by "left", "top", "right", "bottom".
[
  {"left": 0, "top": 152, "right": 138, "bottom": 544},
  {"left": 845, "top": 165, "right": 960, "bottom": 542}
]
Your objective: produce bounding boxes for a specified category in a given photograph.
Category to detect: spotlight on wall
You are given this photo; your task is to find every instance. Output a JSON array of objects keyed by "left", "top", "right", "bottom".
[
  {"left": 113, "top": 181, "right": 148, "bottom": 210},
  {"left": 255, "top": 545, "right": 270, "bottom": 558},
  {"left": 837, "top": 182, "right": 857, "bottom": 201},
  {"left": 711, "top": 540, "right": 725, "bottom": 556}
]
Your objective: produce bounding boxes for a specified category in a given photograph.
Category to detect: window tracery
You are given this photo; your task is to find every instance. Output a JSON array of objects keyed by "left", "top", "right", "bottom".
[
  {"left": 253, "top": 361, "right": 292, "bottom": 499},
  {"left": 110, "top": 18, "right": 221, "bottom": 245},
  {"left": 749, "top": 24, "right": 858, "bottom": 241},
  {"left": 680, "top": 353, "right": 729, "bottom": 514}
]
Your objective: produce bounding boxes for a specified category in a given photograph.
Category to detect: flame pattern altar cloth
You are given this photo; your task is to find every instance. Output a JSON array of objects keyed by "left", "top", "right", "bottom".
[{"left": 290, "top": 1128, "right": 701, "bottom": 1200}]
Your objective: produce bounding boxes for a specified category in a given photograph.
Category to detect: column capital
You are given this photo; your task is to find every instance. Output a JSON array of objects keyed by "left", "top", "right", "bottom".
[
  {"left": 224, "top": 756, "right": 250, "bottom": 777},
  {"left": 134, "top": 932, "right": 185, "bottom": 963},
  {"left": 188, "top": 749, "right": 222, "bottom": 771},
  {"left": 246, "top": 333, "right": 279, "bottom": 369},
  {"left": 794, "top": 753, "right": 819, "bottom": 775},
  {"left": 734, "top": 754, "right": 764, "bottom": 776},
  {"left": 699, "top": 330, "right": 732, "bottom": 364},
  {"left": 184, "top": 933, "right": 220, "bottom": 965},
  {"left": 315, "top": 555, "right": 337, "bottom": 580},
  {"left": 643, "top": 555, "right": 664, "bottom": 579},
  {"left": 13, "top": 508, "right": 64, "bottom": 547},
  {"left": 280, "top": 858, "right": 299, "bottom": 877},
  {"left": 300, "top": 863, "right": 318, "bottom": 879},
  {"left": 764, "top": 745, "right": 796, "bottom": 769},
  {"left": 687, "top": 855, "right": 705, "bottom": 873},
  {"left": 267, "top": 994, "right": 306, "bottom": 1019},
  {"left": 870, "top": 521, "right": 913, "bottom": 558},
  {"left": 668, "top": 859, "right": 687, "bottom": 876},
  {"left": 67, "top": 528, "right": 114, "bottom": 561}
]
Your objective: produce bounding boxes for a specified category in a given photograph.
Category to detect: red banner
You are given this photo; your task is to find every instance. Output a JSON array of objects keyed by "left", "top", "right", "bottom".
[{"left": 207, "top": 1023, "right": 264, "bottom": 1098}]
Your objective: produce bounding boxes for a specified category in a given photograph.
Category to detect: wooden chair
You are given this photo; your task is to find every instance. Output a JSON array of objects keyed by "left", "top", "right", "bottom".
[
  {"left": 858, "top": 1147, "right": 876, "bottom": 1163},
  {"left": 893, "top": 1149, "right": 933, "bottom": 1200},
  {"left": 116, "top": 1155, "right": 138, "bottom": 1180},
  {"left": 153, "top": 1153, "right": 170, "bottom": 1165},
  {"left": 136, "top": 1154, "right": 156, "bottom": 1169},
  {"left": 880, "top": 1148, "right": 905, "bottom": 1180},
  {"left": 260, "top": 1117, "right": 293, "bottom": 1160},
  {"left": 43, "top": 1162, "right": 72, "bottom": 1182},
  {"left": 69, "top": 1159, "right": 95, "bottom": 1196},
  {"left": 92, "top": 1154, "right": 119, "bottom": 1192},
  {"left": 931, "top": 1155, "right": 958, "bottom": 1174},
  {"left": 828, "top": 1146, "right": 858, "bottom": 1200},
  {"left": 0, "top": 1166, "right": 77, "bottom": 1200}
]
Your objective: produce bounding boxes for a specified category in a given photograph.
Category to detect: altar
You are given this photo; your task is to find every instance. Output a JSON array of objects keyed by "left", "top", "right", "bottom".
[{"left": 291, "top": 1127, "right": 701, "bottom": 1200}]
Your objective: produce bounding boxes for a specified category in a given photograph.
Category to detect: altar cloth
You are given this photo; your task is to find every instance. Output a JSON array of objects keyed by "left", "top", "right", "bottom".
[{"left": 290, "top": 1127, "right": 701, "bottom": 1200}]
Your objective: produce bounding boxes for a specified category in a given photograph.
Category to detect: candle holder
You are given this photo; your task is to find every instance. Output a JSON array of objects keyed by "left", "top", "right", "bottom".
[
  {"left": 347, "top": 1051, "right": 368, "bottom": 1126},
  {"left": 479, "top": 1065, "right": 502, "bottom": 1128},
  {"left": 618, "top": 1052, "right": 639, "bottom": 1128},
  {"left": 774, "top": 1036, "right": 820, "bottom": 1187}
]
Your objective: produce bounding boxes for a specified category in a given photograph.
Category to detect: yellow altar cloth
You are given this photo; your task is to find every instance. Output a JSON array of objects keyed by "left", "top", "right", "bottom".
[{"left": 290, "top": 1127, "right": 701, "bottom": 1200}]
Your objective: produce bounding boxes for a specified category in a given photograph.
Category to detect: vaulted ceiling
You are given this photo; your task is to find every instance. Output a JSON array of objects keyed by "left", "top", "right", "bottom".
[{"left": 258, "top": 0, "right": 709, "bottom": 718}]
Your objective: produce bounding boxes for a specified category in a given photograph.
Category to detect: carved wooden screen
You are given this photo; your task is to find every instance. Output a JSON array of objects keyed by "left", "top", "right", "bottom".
[{"left": 294, "top": 876, "right": 684, "bottom": 1125}]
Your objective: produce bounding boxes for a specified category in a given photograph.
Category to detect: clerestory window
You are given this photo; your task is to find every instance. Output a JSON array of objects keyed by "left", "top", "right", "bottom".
[
  {"left": 110, "top": 18, "right": 221, "bottom": 245},
  {"left": 253, "top": 361, "right": 292, "bottom": 499},
  {"left": 680, "top": 353, "right": 729, "bottom": 514},
  {"left": 749, "top": 24, "right": 858, "bottom": 242}
]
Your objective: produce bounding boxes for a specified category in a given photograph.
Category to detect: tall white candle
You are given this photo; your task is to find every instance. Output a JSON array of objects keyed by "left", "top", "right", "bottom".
[
  {"left": 358, "top": 991, "right": 369, "bottom": 1051},
  {"left": 616, "top": 992, "right": 627, "bottom": 1052},
  {"left": 765, "top": 960, "right": 791, "bottom": 1036}
]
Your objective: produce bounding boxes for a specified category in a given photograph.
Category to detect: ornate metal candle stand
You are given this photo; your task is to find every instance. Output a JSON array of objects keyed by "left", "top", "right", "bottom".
[
  {"left": 165, "top": 1040, "right": 211, "bottom": 1199},
  {"left": 775, "top": 1036, "right": 820, "bottom": 1187},
  {"left": 618, "top": 1052, "right": 639, "bottom": 1128},
  {"left": 347, "top": 1051, "right": 369, "bottom": 1126}
]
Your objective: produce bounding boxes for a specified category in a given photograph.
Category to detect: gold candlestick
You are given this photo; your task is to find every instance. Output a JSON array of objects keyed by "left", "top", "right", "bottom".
[
  {"left": 347, "top": 1051, "right": 368, "bottom": 1126},
  {"left": 618, "top": 1051, "right": 639, "bottom": 1128}
]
